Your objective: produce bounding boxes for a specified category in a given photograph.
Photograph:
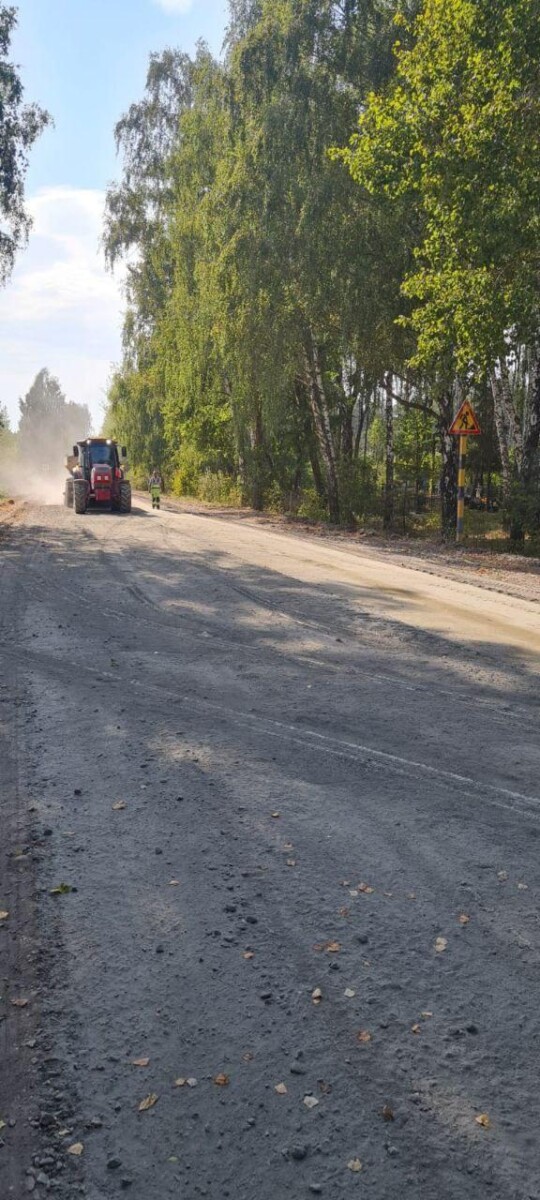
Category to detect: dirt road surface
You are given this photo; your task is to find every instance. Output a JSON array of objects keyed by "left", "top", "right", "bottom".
[{"left": 1, "top": 499, "right": 539, "bottom": 1200}]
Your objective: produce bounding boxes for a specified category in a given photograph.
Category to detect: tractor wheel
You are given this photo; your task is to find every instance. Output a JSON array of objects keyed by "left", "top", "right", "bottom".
[
  {"left": 73, "top": 480, "right": 87, "bottom": 515},
  {"left": 64, "top": 480, "right": 74, "bottom": 508},
  {"left": 119, "top": 481, "right": 132, "bottom": 514}
]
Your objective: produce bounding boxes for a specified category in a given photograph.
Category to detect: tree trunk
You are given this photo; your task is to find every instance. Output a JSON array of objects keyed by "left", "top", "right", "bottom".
[
  {"left": 304, "top": 333, "right": 340, "bottom": 523},
  {"left": 250, "top": 402, "right": 265, "bottom": 511},
  {"left": 295, "top": 378, "right": 326, "bottom": 503},
  {"left": 383, "top": 373, "right": 394, "bottom": 532},
  {"left": 499, "top": 357, "right": 523, "bottom": 466},
  {"left": 489, "top": 368, "right": 512, "bottom": 500},
  {"left": 521, "top": 352, "right": 540, "bottom": 484},
  {"left": 438, "top": 388, "right": 458, "bottom": 538},
  {"left": 341, "top": 404, "right": 354, "bottom": 462},
  {"left": 353, "top": 395, "right": 368, "bottom": 460}
]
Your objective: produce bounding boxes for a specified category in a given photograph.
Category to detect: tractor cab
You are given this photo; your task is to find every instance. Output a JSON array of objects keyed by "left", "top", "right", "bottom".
[{"left": 65, "top": 438, "right": 132, "bottom": 515}]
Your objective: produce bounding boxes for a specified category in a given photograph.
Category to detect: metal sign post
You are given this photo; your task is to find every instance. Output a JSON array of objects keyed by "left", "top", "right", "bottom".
[
  {"left": 456, "top": 435, "right": 467, "bottom": 543},
  {"left": 448, "top": 400, "right": 482, "bottom": 544}
]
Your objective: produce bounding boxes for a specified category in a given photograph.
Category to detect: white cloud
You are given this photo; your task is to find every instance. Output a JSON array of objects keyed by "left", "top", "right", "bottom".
[
  {"left": 153, "top": 0, "right": 193, "bottom": 12},
  {"left": 0, "top": 187, "right": 125, "bottom": 432}
]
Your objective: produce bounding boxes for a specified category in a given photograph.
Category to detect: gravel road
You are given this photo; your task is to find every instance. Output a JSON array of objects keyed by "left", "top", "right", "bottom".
[{"left": 1, "top": 499, "right": 539, "bottom": 1200}]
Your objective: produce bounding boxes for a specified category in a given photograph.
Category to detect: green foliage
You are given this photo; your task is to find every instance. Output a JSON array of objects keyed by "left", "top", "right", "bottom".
[
  {"left": 101, "top": 0, "right": 540, "bottom": 548},
  {"left": 344, "top": 0, "right": 540, "bottom": 374},
  {"left": 0, "top": 6, "right": 50, "bottom": 284}
]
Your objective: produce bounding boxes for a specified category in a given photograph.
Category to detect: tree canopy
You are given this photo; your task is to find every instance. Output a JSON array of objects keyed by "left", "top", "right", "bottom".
[
  {"left": 103, "top": 0, "right": 540, "bottom": 543},
  {"left": 0, "top": 5, "right": 50, "bottom": 284}
]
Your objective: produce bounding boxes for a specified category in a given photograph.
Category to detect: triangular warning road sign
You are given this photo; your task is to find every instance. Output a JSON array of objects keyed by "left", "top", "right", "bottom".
[{"left": 449, "top": 400, "right": 482, "bottom": 436}]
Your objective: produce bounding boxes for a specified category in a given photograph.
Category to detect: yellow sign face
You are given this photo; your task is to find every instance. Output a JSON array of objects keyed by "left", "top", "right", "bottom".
[{"left": 449, "top": 400, "right": 482, "bottom": 436}]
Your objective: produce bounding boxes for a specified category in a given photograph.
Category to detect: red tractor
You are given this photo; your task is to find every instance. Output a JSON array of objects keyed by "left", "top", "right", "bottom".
[{"left": 64, "top": 439, "right": 132, "bottom": 515}]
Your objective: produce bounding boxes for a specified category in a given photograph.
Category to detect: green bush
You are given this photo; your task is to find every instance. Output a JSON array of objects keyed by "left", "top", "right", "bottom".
[
  {"left": 170, "top": 445, "right": 204, "bottom": 497},
  {"left": 297, "top": 487, "right": 328, "bottom": 522},
  {"left": 196, "top": 471, "right": 243, "bottom": 506}
]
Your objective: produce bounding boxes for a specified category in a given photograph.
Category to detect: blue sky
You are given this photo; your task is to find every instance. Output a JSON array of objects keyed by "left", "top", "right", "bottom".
[{"left": 0, "top": 0, "right": 228, "bottom": 429}]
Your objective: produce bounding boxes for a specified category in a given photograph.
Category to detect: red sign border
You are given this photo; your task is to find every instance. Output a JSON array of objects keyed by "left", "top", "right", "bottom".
[{"left": 448, "top": 400, "right": 482, "bottom": 436}]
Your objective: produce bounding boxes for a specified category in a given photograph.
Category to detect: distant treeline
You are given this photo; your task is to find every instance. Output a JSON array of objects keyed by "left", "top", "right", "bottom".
[
  {"left": 0, "top": 370, "right": 91, "bottom": 474},
  {"left": 103, "top": 0, "right": 540, "bottom": 542}
]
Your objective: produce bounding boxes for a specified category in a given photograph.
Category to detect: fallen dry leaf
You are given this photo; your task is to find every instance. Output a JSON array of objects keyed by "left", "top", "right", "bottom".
[
  {"left": 271, "top": 812, "right": 281, "bottom": 819},
  {"left": 312, "top": 988, "right": 323, "bottom": 1005},
  {"left": 339, "top": 907, "right": 350, "bottom": 918},
  {"left": 0, "top": 911, "right": 9, "bottom": 921},
  {"left": 518, "top": 882, "right": 528, "bottom": 891},
  {"left": 213, "top": 1074, "right": 230, "bottom": 1087},
  {"left": 382, "top": 1105, "right": 394, "bottom": 1122},
  {"left": 242, "top": 1052, "right": 254, "bottom": 1063},
  {"left": 348, "top": 889, "right": 359, "bottom": 898},
  {"left": 67, "top": 1143, "right": 84, "bottom": 1156},
  {"left": 50, "top": 883, "right": 73, "bottom": 896},
  {"left": 325, "top": 941, "right": 341, "bottom": 954},
  {"left": 0, "top": 1120, "right": 5, "bottom": 1131},
  {"left": 344, "top": 988, "right": 356, "bottom": 999},
  {"left": 475, "top": 1113, "right": 491, "bottom": 1129},
  {"left": 112, "top": 801, "right": 127, "bottom": 811},
  {"left": 435, "top": 937, "right": 448, "bottom": 953},
  {"left": 132, "top": 1058, "right": 150, "bottom": 1068},
  {"left": 497, "top": 870, "right": 508, "bottom": 882},
  {"left": 274, "top": 1083, "right": 288, "bottom": 1095},
  {"left": 358, "top": 882, "right": 374, "bottom": 895},
  {"left": 356, "top": 1029, "right": 372, "bottom": 1044},
  {"left": 347, "top": 1158, "right": 363, "bottom": 1172},
  {"left": 138, "top": 1093, "right": 159, "bottom": 1112},
  {"left": 243, "top": 951, "right": 255, "bottom": 960},
  {"left": 283, "top": 843, "right": 294, "bottom": 852},
  {"left": 169, "top": 880, "right": 180, "bottom": 887},
  {"left": 318, "top": 1080, "right": 332, "bottom": 1095},
  {"left": 411, "top": 1024, "right": 421, "bottom": 1035},
  {"left": 407, "top": 892, "right": 417, "bottom": 901},
  {"left": 11, "top": 998, "right": 29, "bottom": 1008},
  {"left": 303, "top": 1095, "right": 319, "bottom": 1110},
  {"left": 421, "top": 1011, "right": 433, "bottom": 1018},
  {"left": 458, "top": 914, "right": 470, "bottom": 926},
  {"left": 286, "top": 859, "right": 297, "bottom": 868},
  {"left": 174, "top": 1078, "right": 187, "bottom": 1088}
]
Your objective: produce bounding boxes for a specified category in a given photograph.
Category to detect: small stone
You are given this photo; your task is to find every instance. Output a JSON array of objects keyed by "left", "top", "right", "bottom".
[
  {"left": 107, "top": 1157, "right": 122, "bottom": 1171},
  {"left": 156, "top": 945, "right": 164, "bottom": 954},
  {"left": 309, "top": 1186, "right": 322, "bottom": 1195},
  {"left": 260, "top": 991, "right": 272, "bottom": 1002},
  {"left": 290, "top": 1145, "right": 308, "bottom": 1161},
  {"left": 155, "top": 848, "right": 163, "bottom": 856},
  {"left": 121, "top": 1180, "right": 133, "bottom": 1190}
]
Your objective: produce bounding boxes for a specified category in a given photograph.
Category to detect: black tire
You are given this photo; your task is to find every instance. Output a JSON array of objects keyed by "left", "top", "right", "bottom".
[
  {"left": 119, "top": 481, "right": 132, "bottom": 514},
  {"left": 73, "top": 480, "right": 87, "bottom": 515},
  {"left": 64, "top": 480, "right": 74, "bottom": 508}
]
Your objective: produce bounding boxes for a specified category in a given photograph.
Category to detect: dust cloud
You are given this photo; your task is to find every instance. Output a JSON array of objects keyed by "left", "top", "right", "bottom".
[{"left": 0, "top": 461, "right": 67, "bottom": 506}]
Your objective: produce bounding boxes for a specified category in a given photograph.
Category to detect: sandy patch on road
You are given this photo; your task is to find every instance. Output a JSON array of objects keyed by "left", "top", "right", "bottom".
[{"left": 137, "top": 493, "right": 540, "bottom": 606}]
